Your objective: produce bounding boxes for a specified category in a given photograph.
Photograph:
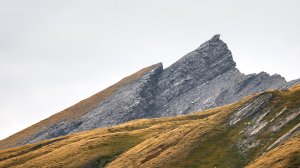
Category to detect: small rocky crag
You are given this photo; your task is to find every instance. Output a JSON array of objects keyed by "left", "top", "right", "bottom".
[{"left": 1, "top": 34, "right": 299, "bottom": 148}]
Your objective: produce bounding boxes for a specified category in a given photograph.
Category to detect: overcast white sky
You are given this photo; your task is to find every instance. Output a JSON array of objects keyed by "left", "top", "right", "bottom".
[{"left": 1, "top": 0, "right": 300, "bottom": 140}]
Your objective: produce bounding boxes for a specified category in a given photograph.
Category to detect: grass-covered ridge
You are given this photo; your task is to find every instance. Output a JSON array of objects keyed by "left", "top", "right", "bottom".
[{"left": 0, "top": 85, "right": 300, "bottom": 168}]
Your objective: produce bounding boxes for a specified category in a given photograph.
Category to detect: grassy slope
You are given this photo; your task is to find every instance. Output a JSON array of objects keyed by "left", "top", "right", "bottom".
[
  {"left": 246, "top": 134, "right": 300, "bottom": 168},
  {"left": 0, "top": 64, "right": 159, "bottom": 150},
  {"left": 245, "top": 85, "right": 300, "bottom": 168},
  {"left": 107, "top": 86, "right": 300, "bottom": 168},
  {"left": 0, "top": 101, "right": 246, "bottom": 168},
  {"left": 0, "top": 85, "right": 299, "bottom": 168}
]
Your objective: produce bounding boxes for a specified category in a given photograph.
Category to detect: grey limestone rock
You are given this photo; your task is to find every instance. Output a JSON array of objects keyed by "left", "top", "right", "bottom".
[
  {"left": 12, "top": 34, "right": 300, "bottom": 146},
  {"left": 226, "top": 93, "right": 300, "bottom": 153}
]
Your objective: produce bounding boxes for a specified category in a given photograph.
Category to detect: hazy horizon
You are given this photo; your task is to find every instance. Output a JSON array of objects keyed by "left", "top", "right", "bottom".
[{"left": 1, "top": 0, "right": 300, "bottom": 139}]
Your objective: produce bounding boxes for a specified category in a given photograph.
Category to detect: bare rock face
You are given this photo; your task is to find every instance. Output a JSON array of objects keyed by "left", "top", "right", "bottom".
[
  {"left": 151, "top": 34, "right": 237, "bottom": 116},
  {"left": 227, "top": 92, "right": 300, "bottom": 154},
  {"left": 4, "top": 34, "right": 300, "bottom": 146}
]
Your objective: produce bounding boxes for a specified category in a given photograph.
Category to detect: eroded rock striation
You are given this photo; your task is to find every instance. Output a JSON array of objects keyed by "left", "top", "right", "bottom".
[
  {"left": 1, "top": 34, "right": 299, "bottom": 148},
  {"left": 2, "top": 87, "right": 300, "bottom": 168}
]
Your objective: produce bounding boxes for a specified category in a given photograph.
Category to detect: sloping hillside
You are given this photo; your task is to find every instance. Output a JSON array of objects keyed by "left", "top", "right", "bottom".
[
  {"left": 246, "top": 134, "right": 300, "bottom": 168},
  {"left": 1, "top": 35, "right": 300, "bottom": 150},
  {"left": 1, "top": 85, "right": 299, "bottom": 168},
  {"left": 0, "top": 63, "right": 161, "bottom": 149}
]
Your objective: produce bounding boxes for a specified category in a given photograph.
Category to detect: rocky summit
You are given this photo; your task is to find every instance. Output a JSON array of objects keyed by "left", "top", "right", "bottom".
[{"left": 1, "top": 34, "right": 299, "bottom": 149}]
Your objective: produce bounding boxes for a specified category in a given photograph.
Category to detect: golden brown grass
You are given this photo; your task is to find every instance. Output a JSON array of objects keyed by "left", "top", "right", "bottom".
[
  {"left": 288, "top": 83, "right": 300, "bottom": 92},
  {"left": 246, "top": 134, "right": 300, "bottom": 168},
  {"left": 0, "top": 97, "right": 247, "bottom": 168},
  {"left": 0, "top": 64, "right": 159, "bottom": 150},
  {"left": 1, "top": 84, "right": 300, "bottom": 168}
]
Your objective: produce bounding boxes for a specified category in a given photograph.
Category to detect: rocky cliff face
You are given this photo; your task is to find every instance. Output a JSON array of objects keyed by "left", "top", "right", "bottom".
[
  {"left": 1, "top": 34, "right": 299, "bottom": 148},
  {"left": 1, "top": 87, "right": 300, "bottom": 168}
]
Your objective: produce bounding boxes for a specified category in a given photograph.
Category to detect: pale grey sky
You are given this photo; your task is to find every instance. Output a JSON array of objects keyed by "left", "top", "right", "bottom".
[{"left": 0, "top": 0, "right": 300, "bottom": 139}]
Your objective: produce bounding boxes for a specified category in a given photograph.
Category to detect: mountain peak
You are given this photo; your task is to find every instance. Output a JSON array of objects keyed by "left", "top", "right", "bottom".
[
  {"left": 161, "top": 34, "right": 236, "bottom": 83},
  {"left": 210, "top": 34, "right": 221, "bottom": 42},
  {"left": 196, "top": 34, "right": 225, "bottom": 51},
  {"left": 169, "top": 34, "right": 235, "bottom": 69},
  {"left": 2, "top": 34, "right": 300, "bottom": 152}
]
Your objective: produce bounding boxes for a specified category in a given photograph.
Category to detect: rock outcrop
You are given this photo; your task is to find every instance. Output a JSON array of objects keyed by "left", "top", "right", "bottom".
[
  {"left": 2, "top": 86, "right": 300, "bottom": 168},
  {"left": 1, "top": 34, "right": 299, "bottom": 148}
]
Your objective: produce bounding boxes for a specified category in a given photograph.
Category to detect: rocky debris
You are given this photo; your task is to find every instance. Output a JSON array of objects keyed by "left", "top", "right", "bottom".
[
  {"left": 270, "top": 109, "right": 300, "bottom": 132},
  {"left": 4, "top": 34, "right": 300, "bottom": 147},
  {"left": 229, "top": 93, "right": 274, "bottom": 152},
  {"left": 229, "top": 93, "right": 273, "bottom": 126},
  {"left": 228, "top": 93, "right": 300, "bottom": 153},
  {"left": 268, "top": 122, "right": 300, "bottom": 150}
]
